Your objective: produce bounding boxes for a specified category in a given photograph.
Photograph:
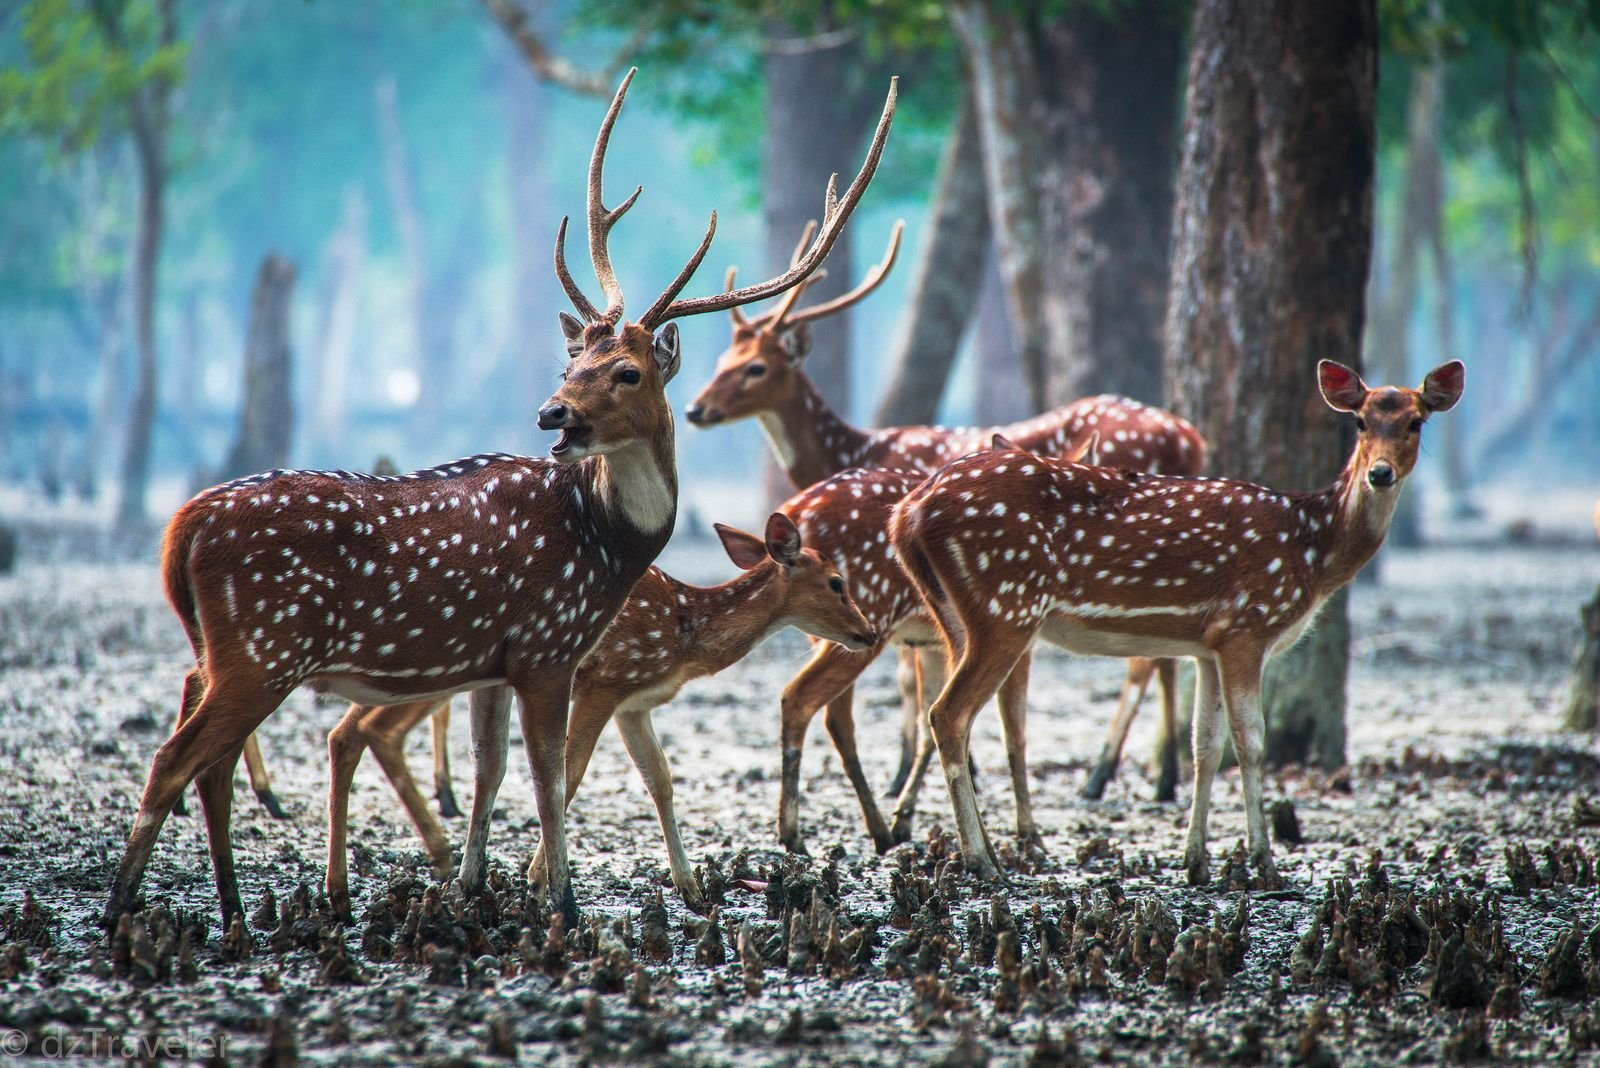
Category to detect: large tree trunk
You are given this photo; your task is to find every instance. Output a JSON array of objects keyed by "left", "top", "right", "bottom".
[
  {"left": 1163, "top": 0, "right": 1377, "bottom": 770},
  {"left": 116, "top": 140, "right": 165, "bottom": 526},
  {"left": 973, "top": 244, "right": 1027, "bottom": 425},
  {"left": 220, "top": 256, "right": 297, "bottom": 481},
  {"left": 874, "top": 94, "right": 989, "bottom": 427},
  {"left": 1036, "top": 2, "right": 1182, "bottom": 405},
  {"left": 949, "top": 1, "right": 1047, "bottom": 411},
  {"left": 1566, "top": 585, "right": 1600, "bottom": 731},
  {"left": 309, "top": 186, "right": 366, "bottom": 458}
]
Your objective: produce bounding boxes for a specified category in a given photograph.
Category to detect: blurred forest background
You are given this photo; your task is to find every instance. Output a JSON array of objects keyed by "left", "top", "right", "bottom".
[{"left": 1, "top": 0, "right": 1597, "bottom": 534}]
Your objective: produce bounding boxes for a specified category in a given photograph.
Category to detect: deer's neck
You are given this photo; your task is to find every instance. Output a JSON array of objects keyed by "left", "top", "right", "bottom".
[
  {"left": 757, "top": 376, "right": 870, "bottom": 489},
  {"left": 1304, "top": 467, "right": 1400, "bottom": 595},
  {"left": 591, "top": 423, "right": 677, "bottom": 538},
  {"left": 676, "top": 565, "right": 785, "bottom": 677}
]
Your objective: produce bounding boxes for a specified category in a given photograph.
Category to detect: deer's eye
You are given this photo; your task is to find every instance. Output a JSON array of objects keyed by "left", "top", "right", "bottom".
[
  {"left": 1408, "top": 418, "right": 1423, "bottom": 433},
  {"left": 829, "top": 577, "right": 845, "bottom": 594},
  {"left": 1354, "top": 417, "right": 1367, "bottom": 432},
  {"left": 746, "top": 363, "right": 768, "bottom": 379},
  {"left": 618, "top": 367, "right": 642, "bottom": 385}
]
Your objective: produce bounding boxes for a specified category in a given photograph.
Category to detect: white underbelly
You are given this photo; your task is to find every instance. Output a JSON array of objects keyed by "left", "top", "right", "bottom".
[
  {"left": 1038, "top": 615, "right": 1210, "bottom": 660},
  {"left": 308, "top": 674, "right": 507, "bottom": 706},
  {"left": 616, "top": 676, "right": 686, "bottom": 716},
  {"left": 887, "top": 617, "right": 941, "bottom": 648}
]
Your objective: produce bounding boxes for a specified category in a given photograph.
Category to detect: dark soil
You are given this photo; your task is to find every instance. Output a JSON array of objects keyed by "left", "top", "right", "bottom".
[{"left": 1, "top": 524, "right": 1598, "bottom": 1065}]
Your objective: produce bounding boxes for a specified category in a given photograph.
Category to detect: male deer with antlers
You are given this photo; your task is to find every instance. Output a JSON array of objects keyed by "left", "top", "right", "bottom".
[
  {"left": 324, "top": 513, "right": 873, "bottom": 915},
  {"left": 105, "top": 69, "right": 897, "bottom": 931},
  {"left": 890, "top": 360, "right": 1464, "bottom": 885},
  {"left": 687, "top": 236, "right": 1206, "bottom": 804}
]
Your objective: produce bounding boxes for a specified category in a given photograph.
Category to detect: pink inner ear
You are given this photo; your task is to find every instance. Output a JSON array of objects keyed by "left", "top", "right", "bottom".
[
  {"left": 716, "top": 526, "right": 767, "bottom": 570},
  {"left": 1319, "top": 361, "right": 1366, "bottom": 409}
]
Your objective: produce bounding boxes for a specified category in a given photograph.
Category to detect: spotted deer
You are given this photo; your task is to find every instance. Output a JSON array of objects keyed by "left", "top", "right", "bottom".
[
  {"left": 105, "top": 69, "right": 898, "bottom": 931},
  {"left": 323, "top": 513, "right": 873, "bottom": 915},
  {"left": 687, "top": 251, "right": 1206, "bottom": 802},
  {"left": 890, "top": 360, "right": 1465, "bottom": 884}
]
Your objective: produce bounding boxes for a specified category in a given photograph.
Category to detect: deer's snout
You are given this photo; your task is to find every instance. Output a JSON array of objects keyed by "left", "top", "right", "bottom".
[
  {"left": 685, "top": 403, "right": 722, "bottom": 426},
  {"left": 1367, "top": 461, "right": 1396, "bottom": 488},
  {"left": 538, "top": 402, "right": 572, "bottom": 430}
]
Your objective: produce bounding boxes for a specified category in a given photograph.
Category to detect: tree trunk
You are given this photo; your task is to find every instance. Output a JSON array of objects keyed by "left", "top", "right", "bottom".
[
  {"left": 761, "top": 26, "right": 879, "bottom": 417},
  {"left": 375, "top": 76, "right": 438, "bottom": 435},
  {"left": 973, "top": 243, "right": 1027, "bottom": 425},
  {"left": 503, "top": 56, "right": 555, "bottom": 446},
  {"left": 874, "top": 94, "right": 989, "bottom": 426},
  {"left": 1565, "top": 585, "right": 1600, "bottom": 731},
  {"left": 116, "top": 145, "right": 164, "bottom": 526},
  {"left": 949, "top": 0, "right": 1047, "bottom": 412},
  {"left": 1163, "top": 0, "right": 1377, "bottom": 770},
  {"left": 220, "top": 256, "right": 297, "bottom": 482},
  {"left": 80, "top": 275, "right": 126, "bottom": 502},
  {"left": 309, "top": 186, "right": 366, "bottom": 458},
  {"left": 1036, "top": 1, "right": 1182, "bottom": 406}
]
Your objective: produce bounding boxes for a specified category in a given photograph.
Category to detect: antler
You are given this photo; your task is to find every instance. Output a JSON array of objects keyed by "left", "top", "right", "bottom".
[
  {"left": 554, "top": 68, "right": 642, "bottom": 325},
  {"left": 780, "top": 219, "right": 903, "bottom": 327},
  {"left": 728, "top": 220, "right": 818, "bottom": 327},
  {"left": 637, "top": 76, "right": 898, "bottom": 330}
]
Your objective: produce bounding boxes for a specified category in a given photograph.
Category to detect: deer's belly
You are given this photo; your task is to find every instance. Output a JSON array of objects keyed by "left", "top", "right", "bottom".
[
  {"left": 307, "top": 674, "right": 507, "bottom": 706},
  {"left": 1038, "top": 615, "right": 1209, "bottom": 660},
  {"left": 887, "top": 617, "right": 941, "bottom": 648}
]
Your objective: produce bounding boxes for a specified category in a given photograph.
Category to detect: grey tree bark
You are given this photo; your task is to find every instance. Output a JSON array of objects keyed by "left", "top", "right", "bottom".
[
  {"left": 309, "top": 186, "right": 366, "bottom": 457},
  {"left": 874, "top": 95, "right": 990, "bottom": 427},
  {"left": 973, "top": 244, "right": 1027, "bottom": 426},
  {"left": 220, "top": 256, "right": 297, "bottom": 482},
  {"left": 109, "top": 0, "right": 178, "bottom": 526},
  {"left": 1163, "top": 0, "right": 1378, "bottom": 769},
  {"left": 502, "top": 55, "right": 556, "bottom": 439}
]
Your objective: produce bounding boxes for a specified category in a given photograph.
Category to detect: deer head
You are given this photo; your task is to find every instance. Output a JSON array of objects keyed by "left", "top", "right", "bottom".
[
  {"left": 715, "top": 512, "right": 876, "bottom": 651},
  {"left": 1318, "top": 359, "right": 1465, "bottom": 491},
  {"left": 538, "top": 71, "right": 900, "bottom": 461},
  {"left": 685, "top": 221, "right": 903, "bottom": 427}
]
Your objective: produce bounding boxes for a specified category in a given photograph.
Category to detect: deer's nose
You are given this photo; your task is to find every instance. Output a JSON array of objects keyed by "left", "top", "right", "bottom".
[
  {"left": 854, "top": 629, "right": 877, "bottom": 647},
  {"left": 1367, "top": 461, "right": 1396, "bottom": 488},
  {"left": 685, "top": 403, "right": 721, "bottom": 426},
  {"left": 538, "top": 403, "right": 570, "bottom": 430}
]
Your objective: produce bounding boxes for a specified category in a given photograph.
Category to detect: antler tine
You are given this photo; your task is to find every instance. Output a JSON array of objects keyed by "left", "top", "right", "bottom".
[
  {"left": 638, "top": 76, "right": 897, "bottom": 329},
  {"left": 554, "top": 215, "right": 602, "bottom": 323},
  {"left": 783, "top": 219, "right": 904, "bottom": 327},
  {"left": 588, "top": 67, "right": 639, "bottom": 324},
  {"left": 725, "top": 267, "right": 750, "bottom": 326},
  {"left": 789, "top": 219, "right": 819, "bottom": 268}
]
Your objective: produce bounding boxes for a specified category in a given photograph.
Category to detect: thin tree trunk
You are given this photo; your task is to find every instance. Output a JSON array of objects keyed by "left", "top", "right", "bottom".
[
  {"left": 220, "top": 256, "right": 297, "bottom": 481},
  {"left": 116, "top": 141, "right": 164, "bottom": 526},
  {"left": 973, "top": 243, "right": 1026, "bottom": 425},
  {"left": 1565, "top": 585, "right": 1600, "bottom": 731},
  {"left": 1036, "top": 1, "right": 1182, "bottom": 405},
  {"left": 1164, "top": 0, "right": 1377, "bottom": 769},
  {"left": 874, "top": 94, "right": 989, "bottom": 426},
  {"left": 310, "top": 186, "right": 366, "bottom": 457},
  {"left": 950, "top": 0, "right": 1047, "bottom": 412},
  {"left": 503, "top": 56, "right": 554, "bottom": 446},
  {"left": 81, "top": 276, "right": 126, "bottom": 501}
]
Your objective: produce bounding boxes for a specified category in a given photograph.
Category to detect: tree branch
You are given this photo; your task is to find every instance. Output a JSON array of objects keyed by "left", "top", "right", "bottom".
[{"left": 483, "top": 0, "right": 644, "bottom": 97}]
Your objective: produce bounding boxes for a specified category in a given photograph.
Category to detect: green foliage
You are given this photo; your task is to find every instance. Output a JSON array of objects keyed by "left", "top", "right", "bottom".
[{"left": 0, "top": 0, "right": 186, "bottom": 155}]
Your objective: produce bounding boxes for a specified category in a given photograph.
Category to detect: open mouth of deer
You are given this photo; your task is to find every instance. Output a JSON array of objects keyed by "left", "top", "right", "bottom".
[{"left": 551, "top": 426, "right": 592, "bottom": 457}]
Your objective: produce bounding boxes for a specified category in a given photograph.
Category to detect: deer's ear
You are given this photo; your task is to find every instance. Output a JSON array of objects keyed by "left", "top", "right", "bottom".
[
  {"left": 715, "top": 523, "right": 767, "bottom": 570},
  {"left": 1318, "top": 359, "right": 1368, "bottom": 412},
  {"left": 990, "top": 433, "right": 1020, "bottom": 452},
  {"left": 558, "top": 312, "right": 587, "bottom": 359},
  {"left": 1068, "top": 431, "right": 1101, "bottom": 465},
  {"left": 778, "top": 322, "right": 812, "bottom": 363},
  {"left": 764, "top": 512, "right": 803, "bottom": 566},
  {"left": 1419, "top": 360, "right": 1465, "bottom": 412},
  {"left": 653, "top": 322, "right": 681, "bottom": 384}
]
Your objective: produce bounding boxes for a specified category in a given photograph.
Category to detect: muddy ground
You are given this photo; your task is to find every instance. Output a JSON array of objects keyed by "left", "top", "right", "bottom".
[{"left": 1, "top": 513, "right": 1599, "bottom": 1065}]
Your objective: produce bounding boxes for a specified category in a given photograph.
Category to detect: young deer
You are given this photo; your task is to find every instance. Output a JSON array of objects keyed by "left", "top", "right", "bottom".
[
  {"left": 325, "top": 513, "right": 873, "bottom": 915},
  {"left": 890, "top": 360, "right": 1465, "bottom": 885},
  {"left": 687, "top": 254, "right": 1206, "bottom": 800},
  {"left": 105, "top": 69, "right": 898, "bottom": 931}
]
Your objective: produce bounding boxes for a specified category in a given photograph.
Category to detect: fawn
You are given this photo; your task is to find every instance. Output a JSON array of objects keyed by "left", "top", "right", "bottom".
[{"left": 889, "top": 360, "right": 1465, "bottom": 884}]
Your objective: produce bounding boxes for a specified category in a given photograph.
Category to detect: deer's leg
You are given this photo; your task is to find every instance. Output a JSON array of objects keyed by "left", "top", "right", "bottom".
[
  {"left": 779, "top": 641, "right": 875, "bottom": 855},
  {"left": 459, "top": 685, "right": 511, "bottom": 896},
  {"left": 528, "top": 692, "right": 614, "bottom": 894},
  {"left": 615, "top": 707, "right": 703, "bottom": 907},
  {"left": 1083, "top": 658, "right": 1155, "bottom": 800},
  {"left": 194, "top": 745, "right": 247, "bottom": 929},
  {"left": 430, "top": 702, "right": 462, "bottom": 819},
  {"left": 823, "top": 685, "right": 893, "bottom": 854},
  {"left": 890, "top": 647, "right": 947, "bottom": 843},
  {"left": 885, "top": 647, "right": 922, "bottom": 797},
  {"left": 240, "top": 732, "right": 288, "bottom": 819},
  {"left": 325, "top": 703, "right": 372, "bottom": 923},
  {"left": 361, "top": 700, "right": 454, "bottom": 882},
  {"left": 107, "top": 674, "right": 283, "bottom": 929},
  {"left": 1217, "top": 646, "right": 1279, "bottom": 887},
  {"left": 995, "top": 650, "right": 1038, "bottom": 842},
  {"left": 516, "top": 679, "right": 578, "bottom": 924},
  {"left": 1153, "top": 658, "right": 1181, "bottom": 803},
  {"left": 929, "top": 630, "right": 1033, "bottom": 880},
  {"left": 1182, "top": 658, "right": 1225, "bottom": 886},
  {"left": 170, "top": 668, "right": 204, "bottom": 819}
]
